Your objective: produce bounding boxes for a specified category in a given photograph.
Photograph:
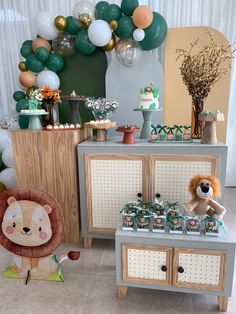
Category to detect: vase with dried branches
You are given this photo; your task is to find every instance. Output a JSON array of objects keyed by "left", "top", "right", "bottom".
[{"left": 176, "top": 30, "right": 234, "bottom": 139}]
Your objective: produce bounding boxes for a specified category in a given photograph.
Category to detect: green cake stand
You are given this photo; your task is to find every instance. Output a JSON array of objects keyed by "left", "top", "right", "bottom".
[
  {"left": 133, "top": 108, "right": 162, "bottom": 139},
  {"left": 19, "top": 111, "right": 49, "bottom": 130}
]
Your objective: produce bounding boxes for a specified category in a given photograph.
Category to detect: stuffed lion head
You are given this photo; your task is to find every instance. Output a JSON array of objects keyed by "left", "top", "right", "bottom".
[{"left": 189, "top": 174, "right": 221, "bottom": 200}]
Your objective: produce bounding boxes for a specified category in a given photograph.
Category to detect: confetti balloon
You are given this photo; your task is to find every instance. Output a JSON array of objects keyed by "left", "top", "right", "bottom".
[
  {"left": 52, "top": 32, "right": 75, "bottom": 56},
  {"left": 115, "top": 39, "right": 142, "bottom": 67}
]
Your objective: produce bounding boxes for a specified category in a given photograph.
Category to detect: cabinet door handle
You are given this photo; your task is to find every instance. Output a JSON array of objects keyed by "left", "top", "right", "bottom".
[
  {"left": 178, "top": 266, "right": 184, "bottom": 273},
  {"left": 155, "top": 193, "right": 161, "bottom": 198},
  {"left": 137, "top": 193, "right": 142, "bottom": 197},
  {"left": 161, "top": 265, "right": 167, "bottom": 272}
]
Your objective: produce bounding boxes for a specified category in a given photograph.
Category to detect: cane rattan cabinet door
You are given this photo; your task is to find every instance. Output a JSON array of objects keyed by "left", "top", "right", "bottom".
[
  {"left": 85, "top": 154, "right": 147, "bottom": 234},
  {"left": 173, "top": 248, "right": 227, "bottom": 291},
  {"left": 151, "top": 155, "right": 218, "bottom": 203},
  {"left": 122, "top": 243, "right": 172, "bottom": 286}
]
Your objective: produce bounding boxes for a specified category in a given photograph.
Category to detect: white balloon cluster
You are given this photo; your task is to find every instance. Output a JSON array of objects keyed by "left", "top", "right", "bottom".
[{"left": 0, "top": 130, "right": 16, "bottom": 188}]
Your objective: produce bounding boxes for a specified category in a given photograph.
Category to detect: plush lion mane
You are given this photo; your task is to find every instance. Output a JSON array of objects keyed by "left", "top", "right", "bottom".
[
  {"left": 189, "top": 174, "right": 221, "bottom": 199},
  {"left": 0, "top": 187, "right": 64, "bottom": 258}
]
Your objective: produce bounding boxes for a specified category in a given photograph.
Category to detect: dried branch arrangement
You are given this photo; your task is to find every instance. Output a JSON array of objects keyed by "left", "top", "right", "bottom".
[{"left": 176, "top": 30, "right": 235, "bottom": 105}]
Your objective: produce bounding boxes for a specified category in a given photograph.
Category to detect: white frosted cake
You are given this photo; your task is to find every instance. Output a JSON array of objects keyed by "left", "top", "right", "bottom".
[{"left": 138, "top": 86, "right": 160, "bottom": 109}]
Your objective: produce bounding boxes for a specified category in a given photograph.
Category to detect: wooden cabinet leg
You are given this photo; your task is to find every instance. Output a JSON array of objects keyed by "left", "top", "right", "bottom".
[
  {"left": 118, "top": 286, "right": 128, "bottom": 300},
  {"left": 217, "top": 296, "right": 228, "bottom": 312},
  {"left": 83, "top": 237, "right": 93, "bottom": 249}
]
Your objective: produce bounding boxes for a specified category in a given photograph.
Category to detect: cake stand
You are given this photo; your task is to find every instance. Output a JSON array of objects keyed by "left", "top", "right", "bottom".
[
  {"left": 61, "top": 95, "right": 87, "bottom": 124},
  {"left": 133, "top": 108, "right": 161, "bottom": 139},
  {"left": 19, "top": 111, "right": 49, "bottom": 130},
  {"left": 84, "top": 121, "right": 116, "bottom": 141},
  {"left": 116, "top": 126, "right": 141, "bottom": 144}
]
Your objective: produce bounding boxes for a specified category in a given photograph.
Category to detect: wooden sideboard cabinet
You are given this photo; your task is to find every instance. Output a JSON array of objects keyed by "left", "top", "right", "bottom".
[
  {"left": 116, "top": 224, "right": 236, "bottom": 312},
  {"left": 12, "top": 128, "right": 90, "bottom": 244},
  {"left": 77, "top": 138, "right": 227, "bottom": 248}
]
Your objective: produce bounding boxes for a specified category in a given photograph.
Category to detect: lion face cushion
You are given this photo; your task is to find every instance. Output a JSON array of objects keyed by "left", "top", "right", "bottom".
[{"left": 2, "top": 197, "right": 52, "bottom": 247}]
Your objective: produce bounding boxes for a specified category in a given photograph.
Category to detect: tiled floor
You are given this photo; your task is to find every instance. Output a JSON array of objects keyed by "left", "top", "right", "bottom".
[{"left": 0, "top": 188, "right": 236, "bottom": 314}]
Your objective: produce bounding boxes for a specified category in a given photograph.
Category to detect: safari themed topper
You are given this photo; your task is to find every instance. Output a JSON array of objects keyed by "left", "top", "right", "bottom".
[{"left": 0, "top": 187, "right": 80, "bottom": 284}]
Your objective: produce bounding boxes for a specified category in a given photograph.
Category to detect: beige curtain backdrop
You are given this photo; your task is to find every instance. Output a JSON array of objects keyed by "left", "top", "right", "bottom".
[{"left": 0, "top": 0, "right": 235, "bottom": 185}]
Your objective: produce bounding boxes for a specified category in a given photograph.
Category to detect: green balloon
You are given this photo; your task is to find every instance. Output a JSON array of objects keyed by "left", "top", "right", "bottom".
[
  {"left": 16, "top": 99, "right": 29, "bottom": 112},
  {"left": 35, "top": 47, "right": 50, "bottom": 61},
  {"left": 116, "top": 16, "right": 135, "bottom": 39},
  {"left": 18, "top": 115, "right": 29, "bottom": 129},
  {"left": 103, "top": 4, "right": 122, "bottom": 23},
  {"left": 75, "top": 30, "right": 96, "bottom": 55},
  {"left": 95, "top": 1, "right": 109, "bottom": 19},
  {"left": 26, "top": 54, "right": 44, "bottom": 72},
  {"left": 66, "top": 16, "right": 81, "bottom": 35},
  {"left": 13, "top": 90, "right": 26, "bottom": 102},
  {"left": 20, "top": 45, "right": 33, "bottom": 58},
  {"left": 0, "top": 181, "right": 6, "bottom": 193},
  {"left": 140, "top": 12, "right": 167, "bottom": 50},
  {"left": 45, "top": 54, "right": 65, "bottom": 72},
  {"left": 22, "top": 39, "right": 33, "bottom": 47},
  {"left": 121, "top": 0, "right": 139, "bottom": 16}
]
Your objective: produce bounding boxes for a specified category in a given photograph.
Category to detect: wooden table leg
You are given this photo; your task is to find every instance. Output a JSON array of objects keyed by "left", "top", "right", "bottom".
[
  {"left": 118, "top": 286, "right": 128, "bottom": 300},
  {"left": 217, "top": 296, "right": 228, "bottom": 312},
  {"left": 83, "top": 237, "right": 93, "bottom": 249}
]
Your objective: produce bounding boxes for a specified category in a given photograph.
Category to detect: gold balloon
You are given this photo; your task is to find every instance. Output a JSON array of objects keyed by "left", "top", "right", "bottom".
[
  {"left": 109, "top": 20, "right": 118, "bottom": 31},
  {"left": 79, "top": 13, "right": 93, "bottom": 29},
  {"left": 102, "top": 34, "right": 116, "bottom": 52},
  {"left": 54, "top": 15, "right": 67, "bottom": 31},
  {"left": 18, "top": 61, "right": 28, "bottom": 72},
  {"left": 26, "top": 86, "right": 37, "bottom": 97}
]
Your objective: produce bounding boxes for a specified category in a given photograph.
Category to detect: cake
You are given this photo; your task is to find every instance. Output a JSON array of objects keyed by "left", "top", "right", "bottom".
[{"left": 138, "top": 85, "right": 160, "bottom": 109}]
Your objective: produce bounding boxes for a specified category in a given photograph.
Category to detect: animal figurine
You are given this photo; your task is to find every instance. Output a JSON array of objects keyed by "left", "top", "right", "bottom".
[
  {"left": 0, "top": 187, "right": 80, "bottom": 283},
  {"left": 185, "top": 174, "right": 226, "bottom": 219}
]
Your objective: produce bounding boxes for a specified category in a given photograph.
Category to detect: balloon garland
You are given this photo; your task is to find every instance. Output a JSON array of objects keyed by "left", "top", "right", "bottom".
[{"left": 13, "top": 0, "right": 168, "bottom": 128}]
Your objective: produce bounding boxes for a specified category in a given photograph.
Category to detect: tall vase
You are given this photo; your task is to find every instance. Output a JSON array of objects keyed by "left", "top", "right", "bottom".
[
  {"left": 191, "top": 99, "right": 204, "bottom": 139},
  {"left": 42, "top": 101, "right": 54, "bottom": 127}
]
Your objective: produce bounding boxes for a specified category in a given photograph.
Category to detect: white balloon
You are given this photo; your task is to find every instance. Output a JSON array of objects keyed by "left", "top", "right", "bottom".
[
  {"left": 0, "top": 130, "right": 12, "bottom": 153},
  {"left": 2, "top": 145, "right": 15, "bottom": 168},
  {"left": 88, "top": 20, "right": 112, "bottom": 47},
  {"left": 37, "top": 70, "right": 60, "bottom": 89},
  {"left": 0, "top": 168, "right": 16, "bottom": 188},
  {"left": 133, "top": 29, "right": 145, "bottom": 42},
  {"left": 36, "top": 11, "right": 58, "bottom": 40}
]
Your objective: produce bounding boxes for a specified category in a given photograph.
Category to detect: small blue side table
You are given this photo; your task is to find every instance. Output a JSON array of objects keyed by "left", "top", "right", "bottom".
[
  {"left": 133, "top": 108, "right": 162, "bottom": 139},
  {"left": 19, "top": 112, "right": 49, "bottom": 130}
]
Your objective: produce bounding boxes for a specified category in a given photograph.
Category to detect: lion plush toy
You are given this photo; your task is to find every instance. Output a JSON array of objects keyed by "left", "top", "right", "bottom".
[
  {"left": 185, "top": 174, "right": 226, "bottom": 219},
  {"left": 0, "top": 187, "right": 80, "bottom": 283}
]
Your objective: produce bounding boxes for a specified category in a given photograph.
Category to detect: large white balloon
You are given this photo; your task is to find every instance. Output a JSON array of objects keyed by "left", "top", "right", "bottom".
[
  {"left": 36, "top": 11, "right": 58, "bottom": 40},
  {"left": 0, "top": 168, "right": 16, "bottom": 188},
  {"left": 2, "top": 145, "right": 15, "bottom": 168},
  {"left": 0, "top": 130, "right": 12, "bottom": 153},
  {"left": 133, "top": 29, "right": 145, "bottom": 42},
  {"left": 88, "top": 20, "right": 112, "bottom": 47},
  {"left": 37, "top": 70, "right": 60, "bottom": 89}
]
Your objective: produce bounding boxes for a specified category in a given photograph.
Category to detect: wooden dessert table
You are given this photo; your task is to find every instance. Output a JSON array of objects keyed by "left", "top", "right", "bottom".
[{"left": 12, "top": 128, "right": 91, "bottom": 244}]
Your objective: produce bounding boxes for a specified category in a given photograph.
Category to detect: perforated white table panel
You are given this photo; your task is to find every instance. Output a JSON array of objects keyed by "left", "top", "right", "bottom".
[
  {"left": 155, "top": 160, "right": 212, "bottom": 203},
  {"left": 178, "top": 253, "right": 221, "bottom": 285},
  {"left": 127, "top": 249, "right": 167, "bottom": 280},
  {"left": 91, "top": 159, "right": 142, "bottom": 229}
]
